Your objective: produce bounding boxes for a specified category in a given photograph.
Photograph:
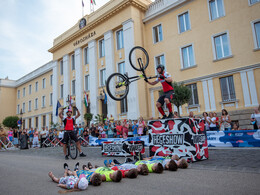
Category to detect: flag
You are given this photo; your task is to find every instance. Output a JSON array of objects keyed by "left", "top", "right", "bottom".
[
  {"left": 56, "top": 100, "right": 61, "bottom": 116},
  {"left": 103, "top": 89, "right": 107, "bottom": 104},
  {"left": 84, "top": 92, "right": 88, "bottom": 107},
  {"left": 82, "top": 0, "right": 84, "bottom": 7},
  {"left": 90, "top": 0, "right": 96, "bottom": 5}
]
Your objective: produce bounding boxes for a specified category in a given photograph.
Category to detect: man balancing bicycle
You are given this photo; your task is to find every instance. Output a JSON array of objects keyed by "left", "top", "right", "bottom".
[
  {"left": 59, "top": 107, "right": 86, "bottom": 160},
  {"left": 145, "top": 64, "right": 174, "bottom": 119}
]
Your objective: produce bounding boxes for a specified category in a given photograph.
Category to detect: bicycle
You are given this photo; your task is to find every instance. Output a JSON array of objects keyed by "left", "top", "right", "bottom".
[
  {"left": 106, "top": 46, "right": 157, "bottom": 101},
  {"left": 65, "top": 131, "right": 78, "bottom": 159}
]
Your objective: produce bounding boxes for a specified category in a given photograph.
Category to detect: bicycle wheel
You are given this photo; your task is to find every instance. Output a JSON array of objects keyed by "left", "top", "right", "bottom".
[
  {"left": 106, "top": 72, "right": 129, "bottom": 101},
  {"left": 68, "top": 139, "right": 78, "bottom": 159},
  {"left": 129, "top": 46, "right": 149, "bottom": 71}
]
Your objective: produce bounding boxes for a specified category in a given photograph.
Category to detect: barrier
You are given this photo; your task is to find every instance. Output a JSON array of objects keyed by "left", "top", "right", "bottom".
[
  {"left": 0, "top": 137, "right": 14, "bottom": 150},
  {"left": 89, "top": 135, "right": 149, "bottom": 146},
  {"left": 207, "top": 130, "right": 260, "bottom": 147},
  {"left": 148, "top": 118, "right": 208, "bottom": 162},
  {"left": 101, "top": 141, "right": 145, "bottom": 156}
]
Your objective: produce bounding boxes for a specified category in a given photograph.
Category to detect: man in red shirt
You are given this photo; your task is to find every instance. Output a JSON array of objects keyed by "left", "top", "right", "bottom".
[
  {"left": 59, "top": 107, "right": 86, "bottom": 160},
  {"left": 146, "top": 65, "right": 174, "bottom": 119}
]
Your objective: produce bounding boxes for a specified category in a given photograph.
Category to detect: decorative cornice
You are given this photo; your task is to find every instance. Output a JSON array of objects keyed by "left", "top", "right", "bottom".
[{"left": 48, "top": 0, "right": 149, "bottom": 53}]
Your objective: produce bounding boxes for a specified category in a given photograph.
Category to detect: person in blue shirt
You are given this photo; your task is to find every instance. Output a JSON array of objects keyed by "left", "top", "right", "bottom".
[
  {"left": 132, "top": 120, "right": 138, "bottom": 137},
  {"left": 28, "top": 128, "right": 34, "bottom": 148}
]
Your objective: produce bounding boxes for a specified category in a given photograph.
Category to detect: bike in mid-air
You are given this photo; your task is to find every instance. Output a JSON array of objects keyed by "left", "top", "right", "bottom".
[{"left": 106, "top": 46, "right": 157, "bottom": 101}]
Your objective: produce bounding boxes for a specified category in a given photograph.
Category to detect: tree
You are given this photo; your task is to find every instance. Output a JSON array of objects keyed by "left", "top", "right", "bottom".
[
  {"left": 2, "top": 116, "right": 19, "bottom": 128},
  {"left": 84, "top": 113, "right": 93, "bottom": 126},
  {"left": 172, "top": 82, "right": 192, "bottom": 116},
  {"left": 94, "top": 114, "right": 104, "bottom": 124}
]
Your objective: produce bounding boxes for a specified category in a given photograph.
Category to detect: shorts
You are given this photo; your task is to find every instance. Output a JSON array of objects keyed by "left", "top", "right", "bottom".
[
  {"left": 157, "top": 90, "right": 174, "bottom": 106},
  {"left": 29, "top": 137, "right": 33, "bottom": 142},
  {"left": 63, "top": 131, "right": 78, "bottom": 144},
  {"left": 13, "top": 138, "right": 18, "bottom": 145}
]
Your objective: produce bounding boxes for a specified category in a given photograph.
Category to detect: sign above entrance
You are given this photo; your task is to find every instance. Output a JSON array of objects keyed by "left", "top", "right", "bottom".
[{"left": 73, "top": 31, "right": 96, "bottom": 47}]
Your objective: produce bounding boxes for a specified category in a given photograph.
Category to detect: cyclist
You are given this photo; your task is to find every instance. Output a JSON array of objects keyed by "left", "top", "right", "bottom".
[
  {"left": 145, "top": 64, "right": 174, "bottom": 119},
  {"left": 59, "top": 107, "right": 86, "bottom": 160}
]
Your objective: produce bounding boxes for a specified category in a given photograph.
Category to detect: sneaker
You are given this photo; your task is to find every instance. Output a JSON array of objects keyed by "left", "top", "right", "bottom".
[
  {"left": 65, "top": 155, "right": 69, "bottom": 160},
  {"left": 113, "top": 159, "right": 121, "bottom": 165},
  {"left": 168, "top": 112, "right": 174, "bottom": 118},
  {"left": 79, "top": 152, "right": 86, "bottom": 157},
  {"left": 74, "top": 162, "right": 79, "bottom": 171},
  {"left": 162, "top": 115, "right": 167, "bottom": 119},
  {"left": 134, "top": 155, "right": 139, "bottom": 161},
  {"left": 64, "top": 163, "right": 68, "bottom": 169},
  {"left": 125, "top": 157, "right": 133, "bottom": 163},
  {"left": 88, "top": 162, "right": 93, "bottom": 169},
  {"left": 82, "top": 165, "right": 87, "bottom": 170}
]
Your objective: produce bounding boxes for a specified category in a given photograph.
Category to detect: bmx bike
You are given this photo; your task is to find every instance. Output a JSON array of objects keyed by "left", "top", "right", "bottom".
[{"left": 106, "top": 46, "right": 157, "bottom": 101}]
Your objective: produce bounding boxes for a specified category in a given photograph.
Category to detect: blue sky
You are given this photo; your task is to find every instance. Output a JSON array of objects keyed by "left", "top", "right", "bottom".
[{"left": 0, "top": 0, "right": 110, "bottom": 80}]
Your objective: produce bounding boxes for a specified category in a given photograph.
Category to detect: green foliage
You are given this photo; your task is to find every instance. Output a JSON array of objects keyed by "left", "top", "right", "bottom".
[
  {"left": 94, "top": 114, "right": 104, "bottom": 124},
  {"left": 84, "top": 113, "right": 93, "bottom": 122},
  {"left": 172, "top": 82, "right": 192, "bottom": 115},
  {"left": 2, "top": 116, "right": 19, "bottom": 128},
  {"left": 50, "top": 121, "right": 60, "bottom": 129}
]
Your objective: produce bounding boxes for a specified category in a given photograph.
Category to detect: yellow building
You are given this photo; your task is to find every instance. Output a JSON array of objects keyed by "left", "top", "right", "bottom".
[{"left": 1, "top": 0, "right": 260, "bottom": 130}]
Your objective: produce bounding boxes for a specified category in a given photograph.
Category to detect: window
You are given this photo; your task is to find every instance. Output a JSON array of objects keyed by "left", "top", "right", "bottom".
[
  {"left": 29, "top": 118, "right": 31, "bottom": 129},
  {"left": 22, "top": 102, "right": 25, "bottom": 113},
  {"left": 84, "top": 75, "right": 89, "bottom": 91},
  {"left": 29, "top": 85, "right": 32, "bottom": 95},
  {"left": 153, "top": 24, "right": 163, "bottom": 43},
  {"left": 187, "top": 84, "right": 199, "bottom": 105},
  {"left": 208, "top": 0, "right": 225, "bottom": 20},
  {"left": 120, "top": 96, "right": 128, "bottom": 113},
  {"left": 17, "top": 90, "right": 20, "bottom": 99},
  {"left": 252, "top": 20, "right": 260, "bottom": 49},
  {"left": 99, "top": 39, "right": 105, "bottom": 58},
  {"left": 17, "top": 105, "right": 20, "bottom": 114},
  {"left": 220, "top": 76, "right": 236, "bottom": 102},
  {"left": 60, "top": 84, "right": 64, "bottom": 98},
  {"left": 72, "top": 80, "right": 76, "bottom": 95},
  {"left": 100, "top": 69, "right": 106, "bottom": 87},
  {"left": 181, "top": 45, "right": 195, "bottom": 68},
  {"left": 28, "top": 100, "right": 32, "bottom": 112},
  {"left": 178, "top": 11, "right": 191, "bottom": 33},
  {"left": 60, "top": 60, "right": 64, "bottom": 75},
  {"left": 71, "top": 54, "right": 75, "bottom": 70},
  {"left": 213, "top": 32, "right": 231, "bottom": 60},
  {"left": 50, "top": 75, "right": 53, "bottom": 86},
  {"left": 84, "top": 47, "right": 89, "bottom": 65},
  {"left": 23, "top": 87, "right": 26, "bottom": 97},
  {"left": 43, "top": 115, "right": 46, "bottom": 127},
  {"left": 118, "top": 61, "right": 125, "bottom": 74},
  {"left": 249, "top": 0, "right": 260, "bottom": 5},
  {"left": 42, "top": 78, "right": 46, "bottom": 89},
  {"left": 42, "top": 96, "right": 46, "bottom": 107},
  {"left": 36, "top": 117, "right": 38, "bottom": 128},
  {"left": 50, "top": 93, "right": 53, "bottom": 106},
  {"left": 155, "top": 54, "right": 165, "bottom": 70},
  {"left": 35, "top": 98, "right": 38, "bottom": 109},
  {"left": 35, "top": 82, "right": 38, "bottom": 92},
  {"left": 116, "top": 29, "right": 124, "bottom": 50}
]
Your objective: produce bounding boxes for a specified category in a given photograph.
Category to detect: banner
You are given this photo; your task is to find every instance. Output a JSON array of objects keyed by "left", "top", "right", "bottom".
[
  {"left": 88, "top": 135, "right": 149, "bottom": 146},
  {"left": 148, "top": 118, "right": 208, "bottom": 162},
  {"left": 207, "top": 130, "right": 260, "bottom": 147},
  {"left": 101, "top": 141, "right": 145, "bottom": 156}
]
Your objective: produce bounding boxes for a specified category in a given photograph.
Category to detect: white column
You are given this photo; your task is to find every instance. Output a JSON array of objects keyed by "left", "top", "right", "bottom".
[
  {"left": 89, "top": 40, "right": 98, "bottom": 117},
  {"left": 38, "top": 115, "right": 42, "bottom": 131},
  {"left": 150, "top": 90, "right": 155, "bottom": 118},
  {"left": 52, "top": 61, "right": 58, "bottom": 123},
  {"left": 46, "top": 114, "right": 49, "bottom": 128},
  {"left": 104, "top": 30, "right": 117, "bottom": 120},
  {"left": 123, "top": 19, "right": 140, "bottom": 119},
  {"left": 247, "top": 70, "right": 259, "bottom": 106},
  {"left": 31, "top": 117, "right": 34, "bottom": 129},
  {"left": 207, "top": 79, "right": 216, "bottom": 111},
  {"left": 202, "top": 80, "right": 210, "bottom": 112},
  {"left": 174, "top": 105, "right": 183, "bottom": 115},
  {"left": 63, "top": 55, "right": 70, "bottom": 106},
  {"left": 25, "top": 118, "right": 28, "bottom": 129},
  {"left": 75, "top": 47, "right": 84, "bottom": 123},
  {"left": 240, "top": 71, "right": 251, "bottom": 107}
]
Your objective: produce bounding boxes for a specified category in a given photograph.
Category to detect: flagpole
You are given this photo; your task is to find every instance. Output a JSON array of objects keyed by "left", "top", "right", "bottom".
[{"left": 82, "top": 0, "right": 84, "bottom": 17}]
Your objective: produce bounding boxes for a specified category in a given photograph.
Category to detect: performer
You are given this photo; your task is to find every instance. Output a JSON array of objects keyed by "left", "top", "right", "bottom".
[
  {"left": 145, "top": 65, "right": 174, "bottom": 119},
  {"left": 59, "top": 107, "right": 86, "bottom": 160}
]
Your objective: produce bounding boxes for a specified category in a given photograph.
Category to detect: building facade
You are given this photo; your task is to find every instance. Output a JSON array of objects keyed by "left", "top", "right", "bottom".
[{"left": 1, "top": 0, "right": 260, "bottom": 130}]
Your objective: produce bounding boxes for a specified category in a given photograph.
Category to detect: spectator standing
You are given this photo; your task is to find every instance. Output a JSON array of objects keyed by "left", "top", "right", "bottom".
[
  {"left": 40, "top": 127, "right": 48, "bottom": 148},
  {"left": 74, "top": 124, "right": 79, "bottom": 135},
  {"left": 128, "top": 120, "right": 133, "bottom": 137},
  {"left": 83, "top": 127, "right": 89, "bottom": 145},
  {"left": 122, "top": 120, "right": 129, "bottom": 139},
  {"left": 32, "top": 130, "right": 40, "bottom": 148},
  {"left": 116, "top": 121, "right": 123, "bottom": 138},
  {"left": 13, "top": 129, "right": 19, "bottom": 147},
  {"left": 8, "top": 128, "right": 13, "bottom": 142},
  {"left": 104, "top": 121, "right": 109, "bottom": 138},
  {"left": 138, "top": 117, "right": 146, "bottom": 136},
  {"left": 189, "top": 111, "right": 195, "bottom": 119},
  {"left": 107, "top": 122, "right": 114, "bottom": 138},
  {"left": 251, "top": 107, "right": 260, "bottom": 130},
  {"left": 95, "top": 124, "right": 100, "bottom": 138},
  {"left": 100, "top": 124, "right": 106, "bottom": 138},
  {"left": 209, "top": 112, "right": 217, "bottom": 131},
  {"left": 220, "top": 109, "right": 232, "bottom": 131},
  {"left": 78, "top": 124, "right": 84, "bottom": 137},
  {"left": 58, "top": 127, "right": 64, "bottom": 142},
  {"left": 214, "top": 112, "right": 220, "bottom": 130},
  {"left": 132, "top": 121, "right": 138, "bottom": 137},
  {"left": 174, "top": 111, "right": 179, "bottom": 118},
  {"left": 202, "top": 112, "right": 210, "bottom": 131},
  {"left": 232, "top": 123, "right": 241, "bottom": 130},
  {"left": 28, "top": 128, "right": 34, "bottom": 148},
  {"left": 89, "top": 124, "right": 96, "bottom": 137}
]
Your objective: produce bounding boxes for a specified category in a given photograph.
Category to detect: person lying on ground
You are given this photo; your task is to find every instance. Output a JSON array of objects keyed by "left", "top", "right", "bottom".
[
  {"left": 48, "top": 163, "right": 88, "bottom": 191},
  {"left": 144, "top": 155, "right": 188, "bottom": 169}
]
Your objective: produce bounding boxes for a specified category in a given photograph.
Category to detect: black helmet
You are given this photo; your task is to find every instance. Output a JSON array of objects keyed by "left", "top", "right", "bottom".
[{"left": 156, "top": 64, "right": 164, "bottom": 71}]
